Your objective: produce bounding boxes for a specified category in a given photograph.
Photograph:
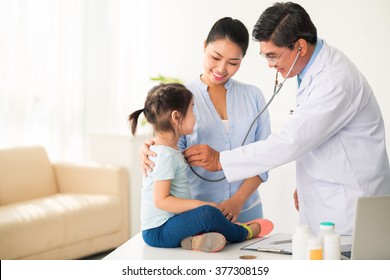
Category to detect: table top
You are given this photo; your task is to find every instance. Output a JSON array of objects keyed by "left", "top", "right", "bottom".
[{"left": 103, "top": 232, "right": 292, "bottom": 260}]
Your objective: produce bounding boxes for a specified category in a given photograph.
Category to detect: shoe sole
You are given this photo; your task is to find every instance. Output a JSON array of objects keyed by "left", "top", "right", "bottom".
[{"left": 181, "top": 232, "right": 226, "bottom": 253}]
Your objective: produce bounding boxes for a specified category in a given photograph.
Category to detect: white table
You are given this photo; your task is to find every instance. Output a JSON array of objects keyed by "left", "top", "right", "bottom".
[{"left": 103, "top": 232, "right": 292, "bottom": 260}]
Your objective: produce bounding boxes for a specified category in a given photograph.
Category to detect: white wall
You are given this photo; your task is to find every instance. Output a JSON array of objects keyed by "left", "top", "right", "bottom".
[{"left": 112, "top": 0, "right": 389, "bottom": 234}]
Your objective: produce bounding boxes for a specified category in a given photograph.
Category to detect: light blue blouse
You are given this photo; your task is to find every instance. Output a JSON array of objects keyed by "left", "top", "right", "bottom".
[{"left": 178, "top": 77, "right": 271, "bottom": 214}]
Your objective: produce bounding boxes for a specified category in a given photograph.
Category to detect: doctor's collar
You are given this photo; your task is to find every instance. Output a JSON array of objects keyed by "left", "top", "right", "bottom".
[{"left": 298, "top": 39, "right": 324, "bottom": 83}]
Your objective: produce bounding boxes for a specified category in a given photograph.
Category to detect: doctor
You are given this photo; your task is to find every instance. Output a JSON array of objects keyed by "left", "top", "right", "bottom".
[{"left": 183, "top": 2, "right": 390, "bottom": 235}]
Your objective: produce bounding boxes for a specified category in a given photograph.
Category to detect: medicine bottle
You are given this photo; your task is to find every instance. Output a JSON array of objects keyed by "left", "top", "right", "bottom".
[
  {"left": 323, "top": 233, "right": 341, "bottom": 260},
  {"left": 292, "top": 224, "right": 311, "bottom": 260},
  {"left": 318, "top": 222, "right": 336, "bottom": 238},
  {"left": 318, "top": 222, "right": 336, "bottom": 258},
  {"left": 307, "top": 237, "right": 323, "bottom": 260}
]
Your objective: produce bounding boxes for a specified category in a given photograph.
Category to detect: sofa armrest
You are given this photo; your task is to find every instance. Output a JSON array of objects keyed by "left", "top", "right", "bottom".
[
  {"left": 53, "top": 162, "right": 130, "bottom": 244},
  {"left": 53, "top": 163, "right": 129, "bottom": 196}
]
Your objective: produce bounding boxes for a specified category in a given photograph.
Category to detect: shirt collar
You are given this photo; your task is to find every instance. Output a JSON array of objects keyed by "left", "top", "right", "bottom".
[
  {"left": 197, "top": 75, "right": 233, "bottom": 90},
  {"left": 298, "top": 39, "right": 323, "bottom": 85}
]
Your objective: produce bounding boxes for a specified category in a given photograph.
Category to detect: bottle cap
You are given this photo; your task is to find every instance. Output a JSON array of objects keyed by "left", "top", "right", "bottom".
[
  {"left": 319, "top": 221, "right": 335, "bottom": 230},
  {"left": 295, "top": 224, "right": 310, "bottom": 232}
]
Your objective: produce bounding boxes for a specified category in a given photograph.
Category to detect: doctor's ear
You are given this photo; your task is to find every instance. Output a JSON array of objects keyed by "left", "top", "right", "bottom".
[{"left": 296, "top": 39, "right": 308, "bottom": 56}]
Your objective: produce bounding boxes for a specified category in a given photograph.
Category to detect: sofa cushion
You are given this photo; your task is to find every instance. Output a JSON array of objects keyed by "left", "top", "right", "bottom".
[
  {"left": 0, "top": 193, "right": 122, "bottom": 259},
  {"left": 0, "top": 146, "right": 58, "bottom": 206},
  {"left": 60, "top": 194, "right": 122, "bottom": 243}
]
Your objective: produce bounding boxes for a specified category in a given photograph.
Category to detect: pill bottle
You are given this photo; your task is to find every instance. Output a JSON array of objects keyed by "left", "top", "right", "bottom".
[
  {"left": 318, "top": 222, "right": 336, "bottom": 239},
  {"left": 323, "top": 233, "right": 341, "bottom": 260},
  {"left": 292, "top": 224, "right": 311, "bottom": 260},
  {"left": 307, "top": 237, "right": 323, "bottom": 260},
  {"left": 318, "top": 222, "right": 336, "bottom": 258}
]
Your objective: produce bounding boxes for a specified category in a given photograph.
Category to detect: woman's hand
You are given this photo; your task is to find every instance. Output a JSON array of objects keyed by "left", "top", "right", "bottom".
[
  {"left": 183, "top": 144, "right": 221, "bottom": 172},
  {"left": 218, "top": 197, "right": 243, "bottom": 223},
  {"left": 139, "top": 139, "right": 156, "bottom": 176}
]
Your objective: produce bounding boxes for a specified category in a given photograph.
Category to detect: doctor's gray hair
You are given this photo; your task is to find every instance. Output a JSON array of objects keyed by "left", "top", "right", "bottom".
[{"left": 252, "top": 2, "right": 317, "bottom": 48}]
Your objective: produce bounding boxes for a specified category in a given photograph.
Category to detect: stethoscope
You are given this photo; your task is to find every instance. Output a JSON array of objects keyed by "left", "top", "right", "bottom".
[{"left": 189, "top": 47, "right": 302, "bottom": 182}]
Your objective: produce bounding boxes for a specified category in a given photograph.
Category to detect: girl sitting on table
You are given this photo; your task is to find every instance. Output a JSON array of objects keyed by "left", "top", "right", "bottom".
[{"left": 128, "top": 83, "right": 273, "bottom": 252}]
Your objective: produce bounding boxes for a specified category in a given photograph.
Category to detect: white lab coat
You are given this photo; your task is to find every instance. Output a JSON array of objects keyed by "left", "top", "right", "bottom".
[{"left": 220, "top": 40, "right": 390, "bottom": 235}]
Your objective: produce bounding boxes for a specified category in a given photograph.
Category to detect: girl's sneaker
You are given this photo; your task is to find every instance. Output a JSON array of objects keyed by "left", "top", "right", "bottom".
[
  {"left": 181, "top": 232, "right": 226, "bottom": 253},
  {"left": 241, "top": 218, "right": 274, "bottom": 239}
]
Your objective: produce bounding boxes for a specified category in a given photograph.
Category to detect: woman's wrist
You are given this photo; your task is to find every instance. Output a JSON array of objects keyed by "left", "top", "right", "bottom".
[{"left": 217, "top": 153, "right": 222, "bottom": 171}]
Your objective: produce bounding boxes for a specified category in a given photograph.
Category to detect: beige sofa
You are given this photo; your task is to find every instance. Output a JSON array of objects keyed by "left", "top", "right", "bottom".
[{"left": 0, "top": 146, "right": 130, "bottom": 259}]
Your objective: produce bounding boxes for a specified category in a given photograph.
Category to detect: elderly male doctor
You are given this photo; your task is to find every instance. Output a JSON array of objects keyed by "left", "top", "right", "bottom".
[{"left": 183, "top": 2, "right": 390, "bottom": 235}]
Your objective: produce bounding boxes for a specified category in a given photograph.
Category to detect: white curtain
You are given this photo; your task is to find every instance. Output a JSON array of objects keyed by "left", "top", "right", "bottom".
[{"left": 0, "top": 0, "right": 150, "bottom": 162}]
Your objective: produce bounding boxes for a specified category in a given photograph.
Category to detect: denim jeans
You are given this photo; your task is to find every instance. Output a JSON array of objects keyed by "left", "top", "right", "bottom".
[{"left": 142, "top": 205, "right": 249, "bottom": 248}]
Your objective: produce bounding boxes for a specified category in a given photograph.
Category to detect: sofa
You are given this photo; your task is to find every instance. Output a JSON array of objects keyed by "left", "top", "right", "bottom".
[{"left": 0, "top": 146, "right": 130, "bottom": 259}]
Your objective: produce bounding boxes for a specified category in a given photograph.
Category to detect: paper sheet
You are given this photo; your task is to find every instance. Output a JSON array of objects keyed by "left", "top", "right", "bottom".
[{"left": 241, "top": 233, "right": 292, "bottom": 254}]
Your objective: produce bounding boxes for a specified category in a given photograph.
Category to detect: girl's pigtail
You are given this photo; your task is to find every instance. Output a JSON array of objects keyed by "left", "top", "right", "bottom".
[{"left": 128, "top": 109, "right": 144, "bottom": 135}]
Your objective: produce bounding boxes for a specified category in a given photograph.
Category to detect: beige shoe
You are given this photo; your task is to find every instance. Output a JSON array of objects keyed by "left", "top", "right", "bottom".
[{"left": 181, "top": 232, "right": 226, "bottom": 253}]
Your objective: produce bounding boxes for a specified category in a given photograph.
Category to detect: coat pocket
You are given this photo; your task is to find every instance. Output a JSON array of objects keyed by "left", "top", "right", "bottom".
[{"left": 311, "top": 181, "right": 348, "bottom": 230}]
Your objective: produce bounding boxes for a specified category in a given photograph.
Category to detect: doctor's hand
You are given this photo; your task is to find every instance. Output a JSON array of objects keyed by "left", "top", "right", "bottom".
[
  {"left": 293, "top": 189, "right": 299, "bottom": 211},
  {"left": 139, "top": 139, "right": 156, "bottom": 176},
  {"left": 183, "top": 144, "right": 221, "bottom": 172}
]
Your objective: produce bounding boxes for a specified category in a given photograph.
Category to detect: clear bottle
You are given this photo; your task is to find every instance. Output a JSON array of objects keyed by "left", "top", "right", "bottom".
[
  {"left": 292, "top": 224, "right": 311, "bottom": 260},
  {"left": 307, "top": 237, "right": 323, "bottom": 260},
  {"left": 318, "top": 222, "right": 336, "bottom": 258},
  {"left": 323, "top": 233, "right": 341, "bottom": 260}
]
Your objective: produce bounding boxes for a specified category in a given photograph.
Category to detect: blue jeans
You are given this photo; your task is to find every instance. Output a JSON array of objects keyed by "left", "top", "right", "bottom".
[{"left": 142, "top": 205, "right": 249, "bottom": 248}]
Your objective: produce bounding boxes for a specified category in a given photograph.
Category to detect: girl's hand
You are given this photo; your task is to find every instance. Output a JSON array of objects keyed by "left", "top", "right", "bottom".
[{"left": 206, "top": 201, "right": 220, "bottom": 209}]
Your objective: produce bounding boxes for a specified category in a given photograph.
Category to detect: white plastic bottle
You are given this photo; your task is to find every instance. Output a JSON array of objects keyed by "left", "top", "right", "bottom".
[
  {"left": 307, "top": 237, "right": 323, "bottom": 260},
  {"left": 318, "top": 222, "right": 336, "bottom": 258},
  {"left": 323, "top": 233, "right": 341, "bottom": 260},
  {"left": 292, "top": 224, "right": 311, "bottom": 260}
]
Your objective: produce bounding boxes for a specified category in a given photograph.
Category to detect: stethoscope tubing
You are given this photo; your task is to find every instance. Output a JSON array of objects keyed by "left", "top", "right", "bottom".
[{"left": 189, "top": 49, "right": 301, "bottom": 182}]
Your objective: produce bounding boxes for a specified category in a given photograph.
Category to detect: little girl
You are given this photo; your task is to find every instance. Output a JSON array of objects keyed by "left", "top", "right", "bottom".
[{"left": 129, "top": 83, "right": 273, "bottom": 252}]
